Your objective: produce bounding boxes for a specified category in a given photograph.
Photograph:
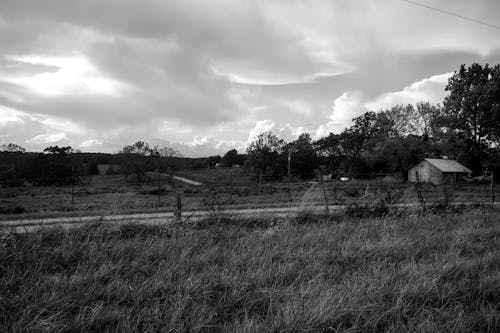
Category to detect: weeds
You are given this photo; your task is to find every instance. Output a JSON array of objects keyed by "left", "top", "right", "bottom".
[
  {"left": 2, "top": 209, "right": 500, "bottom": 332},
  {"left": 345, "top": 200, "right": 390, "bottom": 218}
]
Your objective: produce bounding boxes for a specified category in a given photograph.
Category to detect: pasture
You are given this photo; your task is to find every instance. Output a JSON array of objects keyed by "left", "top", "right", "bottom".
[
  {"left": 2, "top": 208, "right": 500, "bottom": 331},
  {"left": 0, "top": 167, "right": 498, "bottom": 221}
]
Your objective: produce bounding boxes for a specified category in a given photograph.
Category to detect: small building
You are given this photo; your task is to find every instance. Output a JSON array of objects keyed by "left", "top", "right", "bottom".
[{"left": 408, "top": 158, "right": 472, "bottom": 185}]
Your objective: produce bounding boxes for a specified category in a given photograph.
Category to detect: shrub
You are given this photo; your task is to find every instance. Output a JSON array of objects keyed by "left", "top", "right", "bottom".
[
  {"left": 192, "top": 215, "right": 278, "bottom": 230},
  {"left": 345, "top": 200, "right": 390, "bottom": 219},
  {"left": 292, "top": 211, "right": 341, "bottom": 225},
  {"left": 139, "top": 186, "right": 169, "bottom": 195},
  {"left": 0, "top": 206, "right": 26, "bottom": 214},
  {"left": 343, "top": 187, "right": 360, "bottom": 197}
]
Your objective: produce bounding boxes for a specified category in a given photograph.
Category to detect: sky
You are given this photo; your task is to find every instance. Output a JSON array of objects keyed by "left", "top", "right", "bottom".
[{"left": 1, "top": 0, "right": 500, "bottom": 157}]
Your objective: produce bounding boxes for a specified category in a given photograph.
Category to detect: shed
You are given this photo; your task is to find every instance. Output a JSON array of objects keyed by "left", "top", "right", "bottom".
[{"left": 408, "top": 158, "right": 472, "bottom": 185}]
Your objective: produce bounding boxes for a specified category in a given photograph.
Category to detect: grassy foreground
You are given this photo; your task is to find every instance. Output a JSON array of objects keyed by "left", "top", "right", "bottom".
[{"left": 2, "top": 209, "right": 500, "bottom": 332}]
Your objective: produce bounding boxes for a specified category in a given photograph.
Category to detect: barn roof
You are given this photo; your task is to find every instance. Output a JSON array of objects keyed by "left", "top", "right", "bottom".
[{"left": 424, "top": 158, "right": 472, "bottom": 173}]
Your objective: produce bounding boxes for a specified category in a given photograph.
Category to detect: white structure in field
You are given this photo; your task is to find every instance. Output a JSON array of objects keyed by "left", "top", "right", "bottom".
[{"left": 408, "top": 158, "right": 472, "bottom": 185}]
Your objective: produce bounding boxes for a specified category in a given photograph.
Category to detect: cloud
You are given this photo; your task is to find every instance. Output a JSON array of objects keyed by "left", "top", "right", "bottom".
[
  {"left": 248, "top": 120, "right": 277, "bottom": 143},
  {"left": 1, "top": 0, "right": 500, "bottom": 155},
  {"left": 365, "top": 73, "right": 451, "bottom": 111},
  {"left": 80, "top": 139, "right": 103, "bottom": 148},
  {"left": 27, "top": 132, "right": 67, "bottom": 144},
  {"left": 4, "top": 55, "right": 124, "bottom": 96},
  {"left": 315, "top": 72, "right": 453, "bottom": 138},
  {"left": 315, "top": 91, "right": 368, "bottom": 138}
]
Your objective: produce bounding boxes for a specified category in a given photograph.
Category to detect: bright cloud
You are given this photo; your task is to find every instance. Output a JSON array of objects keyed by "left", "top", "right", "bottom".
[
  {"left": 315, "top": 91, "right": 368, "bottom": 138},
  {"left": 27, "top": 132, "right": 67, "bottom": 144},
  {"left": 365, "top": 73, "right": 451, "bottom": 111},
  {"left": 80, "top": 139, "right": 103, "bottom": 148},
  {"left": 5, "top": 55, "right": 123, "bottom": 96},
  {"left": 315, "top": 72, "right": 454, "bottom": 138}
]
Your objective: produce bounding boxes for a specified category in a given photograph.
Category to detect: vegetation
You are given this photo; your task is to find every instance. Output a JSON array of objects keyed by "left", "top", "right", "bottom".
[{"left": 2, "top": 208, "right": 500, "bottom": 331}]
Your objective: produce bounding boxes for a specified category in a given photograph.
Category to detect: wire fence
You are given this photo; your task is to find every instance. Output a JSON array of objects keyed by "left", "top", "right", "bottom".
[{"left": 0, "top": 169, "right": 498, "bottom": 219}]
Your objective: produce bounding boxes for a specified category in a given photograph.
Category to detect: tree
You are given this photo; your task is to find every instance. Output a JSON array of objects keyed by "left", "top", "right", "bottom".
[
  {"left": 152, "top": 146, "right": 183, "bottom": 158},
  {"left": 443, "top": 63, "right": 500, "bottom": 171},
  {"left": 222, "top": 149, "right": 244, "bottom": 167},
  {"left": 43, "top": 146, "right": 74, "bottom": 155},
  {"left": 120, "top": 141, "right": 152, "bottom": 155},
  {"left": 288, "top": 133, "right": 318, "bottom": 179},
  {"left": 245, "top": 132, "right": 286, "bottom": 179},
  {"left": 313, "top": 133, "right": 344, "bottom": 172},
  {"left": 207, "top": 155, "right": 222, "bottom": 168},
  {"left": 119, "top": 141, "right": 156, "bottom": 185},
  {"left": 0, "top": 143, "right": 26, "bottom": 153},
  {"left": 386, "top": 102, "right": 442, "bottom": 138}
]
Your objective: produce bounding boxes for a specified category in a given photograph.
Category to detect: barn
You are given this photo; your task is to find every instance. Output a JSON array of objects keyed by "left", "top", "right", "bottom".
[{"left": 408, "top": 158, "right": 472, "bottom": 185}]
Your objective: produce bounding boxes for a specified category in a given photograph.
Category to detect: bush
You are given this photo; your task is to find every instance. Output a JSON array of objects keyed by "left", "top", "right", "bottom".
[
  {"left": 139, "top": 186, "right": 169, "bottom": 195},
  {"left": 0, "top": 206, "right": 26, "bottom": 214},
  {"left": 292, "top": 211, "right": 339, "bottom": 225},
  {"left": 345, "top": 200, "right": 389, "bottom": 219},
  {"left": 192, "top": 215, "right": 278, "bottom": 230},
  {"left": 343, "top": 187, "right": 360, "bottom": 197}
]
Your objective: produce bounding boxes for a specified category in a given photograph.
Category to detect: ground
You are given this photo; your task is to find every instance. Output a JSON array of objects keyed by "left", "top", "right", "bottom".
[
  {"left": 0, "top": 168, "right": 497, "bottom": 221},
  {"left": 1, "top": 208, "right": 500, "bottom": 332}
]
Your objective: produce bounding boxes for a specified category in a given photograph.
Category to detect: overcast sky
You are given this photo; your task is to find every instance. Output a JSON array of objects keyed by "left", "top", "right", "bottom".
[{"left": 1, "top": 0, "right": 500, "bottom": 156}]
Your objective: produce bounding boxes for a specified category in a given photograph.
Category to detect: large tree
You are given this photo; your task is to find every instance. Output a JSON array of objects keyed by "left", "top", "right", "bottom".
[
  {"left": 443, "top": 63, "right": 500, "bottom": 171},
  {"left": 386, "top": 102, "right": 442, "bottom": 138},
  {"left": 288, "top": 133, "right": 318, "bottom": 179},
  {"left": 43, "top": 146, "right": 74, "bottom": 155},
  {"left": 222, "top": 149, "right": 244, "bottom": 167},
  {"left": 0, "top": 143, "right": 26, "bottom": 153},
  {"left": 245, "top": 132, "right": 286, "bottom": 179},
  {"left": 118, "top": 141, "right": 156, "bottom": 185}
]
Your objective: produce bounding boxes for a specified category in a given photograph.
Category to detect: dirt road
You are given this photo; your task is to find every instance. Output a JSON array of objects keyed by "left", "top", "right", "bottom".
[
  {"left": 172, "top": 175, "right": 203, "bottom": 186},
  {"left": 0, "top": 205, "right": 340, "bottom": 232},
  {"left": 1, "top": 202, "right": 496, "bottom": 233}
]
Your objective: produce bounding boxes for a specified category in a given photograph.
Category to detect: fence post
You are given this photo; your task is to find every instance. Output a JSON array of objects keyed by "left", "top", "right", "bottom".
[
  {"left": 315, "top": 169, "right": 329, "bottom": 214},
  {"left": 71, "top": 164, "right": 75, "bottom": 211},
  {"left": 229, "top": 170, "right": 233, "bottom": 204},
  {"left": 414, "top": 175, "right": 425, "bottom": 210},
  {"left": 169, "top": 173, "right": 181, "bottom": 221},
  {"left": 175, "top": 191, "right": 182, "bottom": 221},
  {"left": 491, "top": 171, "right": 495, "bottom": 204},
  {"left": 287, "top": 149, "right": 292, "bottom": 206},
  {"left": 258, "top": 170, "right": 262, "bottom": 197},
  {"left": 158, "top": 171, "right": 162, "bottom": 207}
]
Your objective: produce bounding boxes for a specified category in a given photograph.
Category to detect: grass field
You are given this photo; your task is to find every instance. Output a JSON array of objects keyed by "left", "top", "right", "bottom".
[
  {"left": 1, "top": 168, "right": 498, "bottom": 220},
  {"left": 2, "top": 208, "right": 500, "bottom": 331}
]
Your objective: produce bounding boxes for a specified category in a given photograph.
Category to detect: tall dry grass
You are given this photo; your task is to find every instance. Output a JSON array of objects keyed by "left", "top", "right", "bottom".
[{"left": 2, "top": 208, "right": 500, "bottom": 332}]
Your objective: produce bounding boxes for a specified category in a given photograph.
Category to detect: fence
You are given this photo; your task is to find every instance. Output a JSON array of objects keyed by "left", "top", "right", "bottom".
[{"left": 0, "top": 170, "right": 498, "bottom": 219}]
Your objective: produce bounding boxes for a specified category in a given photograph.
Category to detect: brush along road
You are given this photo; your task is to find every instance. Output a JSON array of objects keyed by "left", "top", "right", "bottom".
[{"left": 2, "top": 202, "right": 498, "bottom": 232}]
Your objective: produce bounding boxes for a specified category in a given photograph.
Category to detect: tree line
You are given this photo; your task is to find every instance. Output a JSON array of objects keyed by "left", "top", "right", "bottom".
[{"left": 243, "top": 63, "right": 500, "bottom": 180}]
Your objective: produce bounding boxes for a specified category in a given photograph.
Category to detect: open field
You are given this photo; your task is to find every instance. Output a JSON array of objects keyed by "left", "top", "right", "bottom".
[
  {"left": 1, "top": 168, "right": 498, "bottom": 221},
  {"left": 2, "top": 208, "right": 500, "bottom": 331}
]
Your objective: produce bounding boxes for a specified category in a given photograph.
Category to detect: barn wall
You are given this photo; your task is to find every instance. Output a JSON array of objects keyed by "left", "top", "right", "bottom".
[{"left": 408, "top": 161, "right": 442, "bottom": 184}]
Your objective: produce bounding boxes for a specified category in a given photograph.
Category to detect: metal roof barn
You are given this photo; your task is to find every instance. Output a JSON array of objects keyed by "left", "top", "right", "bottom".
[{"left": 408, "top": 158, "right": 472, "bottom": 185}]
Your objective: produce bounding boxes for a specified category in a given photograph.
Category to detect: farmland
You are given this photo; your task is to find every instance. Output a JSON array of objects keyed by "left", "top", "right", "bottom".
[
  {"left": 1, "top": 167, "right": 498, "bottom": 222},
  {"left": 2, "top": 207, "right": 500, "bottom": 331}
]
